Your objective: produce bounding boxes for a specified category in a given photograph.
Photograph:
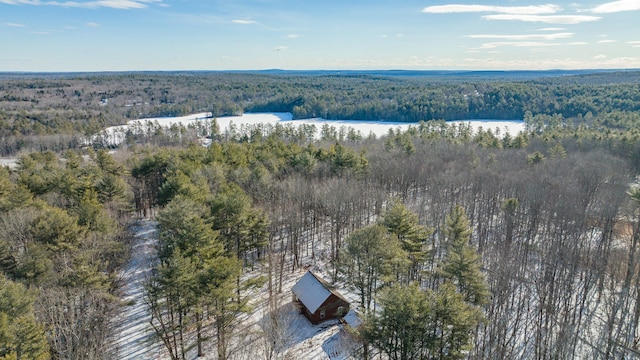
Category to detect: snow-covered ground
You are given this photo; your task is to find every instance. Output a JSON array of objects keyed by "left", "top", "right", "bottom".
[
  {"left": 94, "top": 112, "right": 525, "bottom": 147},
  {"left": 110, "top": 219, "right": 361, "bottom": 360},
  {"left": 110, "top": 219, "right": 162, "bottom": 360},
  {"left": 232, "top": 268, "right": 361, "bottom": 360},
  {"left": 0, "top": 158, "right": 18, "bottom": 169}
]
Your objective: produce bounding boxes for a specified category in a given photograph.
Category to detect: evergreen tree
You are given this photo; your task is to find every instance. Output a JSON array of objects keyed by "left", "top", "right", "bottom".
[
  {"left": 0, "top": 168, "right": 11, "bottom": 212},
  {"left": 147, "top": 248, "right": 197, "bottom": 360},
  {"left": 32, "top": 206, "right": 85, "bottom": 252},
  {"left": 210, "top": 184, "right": 268, "bottom": 261},
  {"left": 382, "top": 200, "right": 433, "bottom": 281},
  {"left": 363, "top": 283, "right": 433, "bottom": 360},
  {"left": 430, "top": 282, "right": 484, "bottom": 359},
  {"left": 363, "top": 282, "right": 484, "bottom": 360},
  {"left": 439, "top": 205, "right": 490, "bottom": 306},
  {"left": 150, "top": 196, "right": 247, "bottom": 359},
  {"left": 0, "top": 275, "right": 50, "bottom": 360},
  {"left": 338, "top": 224, "right": 408, "bottom": 310}
]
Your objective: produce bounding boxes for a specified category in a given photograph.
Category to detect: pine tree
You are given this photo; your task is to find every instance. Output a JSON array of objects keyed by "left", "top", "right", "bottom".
[
  {"left": 0, "top": 276, "right": 50, "bottom": 360},
  {"left": 151, "top": 196, "right": 247, "bottom": 359},
  {"left": 362, "top": 283, "right": 433, "bottom": 360},
  {"left": 430, "top": 282, "right": 484, "bottom": 360},
  {"left": 382, "top": 199, "right": 433, "bottom": 281},
  {"left": 363, "top": 282, "right": 484, "bottom": 360},
  {"left": 210, "top": 184, "right": 268, "bottom": 261},
  {"left": 439, "top": 205, "right": 490, "bottom": 306},
  {"left": 147, "top": 248, "right": 197, "bottom": 360},
  {"left": 338, "top": 224, "right": 408, "bottom": 310}
]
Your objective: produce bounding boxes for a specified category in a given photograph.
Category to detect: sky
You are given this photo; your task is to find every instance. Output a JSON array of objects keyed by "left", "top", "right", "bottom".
[{"left": 1, "top": 0, "right": 640, "bottom": 71}]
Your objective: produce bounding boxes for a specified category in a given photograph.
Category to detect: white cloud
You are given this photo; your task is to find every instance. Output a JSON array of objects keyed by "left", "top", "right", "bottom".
[
  {"left": 4, "top": 22, "right": 26, "bottom": 27},
  {"left": 90, "top": 0, "right": 147, "bottom": 8},
  {"left": 478, "top": 41, "right": 562, "bottom": 49},
  {"left": 458, "top": 56, "right": 640, "bottom": 70},
  {"left": 422, "top": 4, "right": 560, "bottom": 14},
  {"left": 86, "top": 22, "right": 99, "bottom": 26},
  {"left": 594, "top": 54, "right": 607, "bottom": 59},
  {"left": 538, "top": 27, "right": 566, "bottom": 31},
  {"left": 483, "top": 14, "right": 601, "bottom": 24},
  {"left": 0, "top": 0, "right": 161, "bottom": 9},
  {"left": 274, "top": 46, "right": 287, "bottom": 51},
  {"left": 285, "top": 34, "right": 300, "bottom": 39},
  {"left": 231, "top": 19, "right": 257, "bottom": 25},
  {"left": 591, "top": 0, "right": 640, "bottom": 13},
  {"left": 568, "top": 41, "right": 588, "bottom": 45},
  {"left": 597, "top": 39, "right": 617, "bottom": 43},
  {"left": 468, "top": 32, "right": 573, "bottom": 40}
]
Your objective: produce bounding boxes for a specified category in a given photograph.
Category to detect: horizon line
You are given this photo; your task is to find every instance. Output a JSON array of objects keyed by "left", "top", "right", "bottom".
[{"left": 1, "top": 68, "right": 639, "bottom": 74}]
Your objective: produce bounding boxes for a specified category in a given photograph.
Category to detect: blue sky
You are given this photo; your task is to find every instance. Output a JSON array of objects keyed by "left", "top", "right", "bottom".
[{"left": 1, "top": 0, "right": 639, "bottom": 71}]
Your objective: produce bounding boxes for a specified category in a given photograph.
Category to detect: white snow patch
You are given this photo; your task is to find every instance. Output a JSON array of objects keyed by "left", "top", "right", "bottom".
[
  {"left": 0, "top": 158, "right": 18, "bottom": 169},
  {"left": 92, "top": 112, "right": 525, "bottom": 147},
  {"left": 110, "top": 219, "right": 162, "bottom": 360}
]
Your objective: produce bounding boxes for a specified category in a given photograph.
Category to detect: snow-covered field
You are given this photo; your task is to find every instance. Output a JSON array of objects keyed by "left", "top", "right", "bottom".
[{"left": 94, "top": 112, "right": 525, "bottom": 147}]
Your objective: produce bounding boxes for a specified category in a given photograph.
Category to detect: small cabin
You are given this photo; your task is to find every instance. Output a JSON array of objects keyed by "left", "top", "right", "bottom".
[{"left": 292, "top": 271, "right": 350, "bottom": 324}]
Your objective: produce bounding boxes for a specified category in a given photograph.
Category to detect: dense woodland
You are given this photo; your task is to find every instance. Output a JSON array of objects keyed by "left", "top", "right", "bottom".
[
  {"left": 2, "top": 71, "right": 640, "bottom": 155},
  {"left": 2, "top": 71, "right": 640, "bottom": 359}
]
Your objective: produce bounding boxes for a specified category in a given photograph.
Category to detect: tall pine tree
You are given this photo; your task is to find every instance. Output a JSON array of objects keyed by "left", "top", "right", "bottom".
[
  {"left": 382, "top": 199, "right": 433, "bottom": 282},
  {"left": 438, "top": 205, "right": 490, "bottom": 306}
]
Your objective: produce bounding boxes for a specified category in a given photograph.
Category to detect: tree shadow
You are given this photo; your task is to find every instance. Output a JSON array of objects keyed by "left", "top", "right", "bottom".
[
  {"left": 322, "top": 329, "right": 360, "bottom": 360},
  {"left": 259, "top": 302, "right": 339, "bottom": 353}
]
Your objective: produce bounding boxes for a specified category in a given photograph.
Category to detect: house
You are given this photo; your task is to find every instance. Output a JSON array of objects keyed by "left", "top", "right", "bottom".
[{"left": 292, "top": 271, "right": 350, "bottom": 324}]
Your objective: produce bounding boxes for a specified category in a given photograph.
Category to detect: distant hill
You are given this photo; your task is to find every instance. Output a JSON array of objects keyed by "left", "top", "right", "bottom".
[
  {"left": 228, "top": 69, "right": 640, "bottom": 82},
  {"left": 2, "top": 68, "right": 640, "bottom": 83}
]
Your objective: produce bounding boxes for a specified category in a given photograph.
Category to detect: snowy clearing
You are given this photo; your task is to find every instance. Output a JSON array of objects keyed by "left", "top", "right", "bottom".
[{"left": 110, "top": 219, "right": 361, "bottom": 360}]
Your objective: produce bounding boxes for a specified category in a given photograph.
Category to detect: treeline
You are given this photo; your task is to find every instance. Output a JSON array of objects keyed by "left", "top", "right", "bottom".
[{"left": 2, "top": 71, "right": 640, "bottom": 155}]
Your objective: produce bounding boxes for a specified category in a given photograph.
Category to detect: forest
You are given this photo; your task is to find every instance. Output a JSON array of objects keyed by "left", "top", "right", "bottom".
[
  {"left": 1, "top": 70, "right": 640, "bottom": 359},
  {"left": 2, "top": 70, "right": 640, "bottom": 155}
]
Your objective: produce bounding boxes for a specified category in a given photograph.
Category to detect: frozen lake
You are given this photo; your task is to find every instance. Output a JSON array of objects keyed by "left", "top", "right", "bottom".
[{"left": 96, "top": 112, "right": 525, "bottom": 146}]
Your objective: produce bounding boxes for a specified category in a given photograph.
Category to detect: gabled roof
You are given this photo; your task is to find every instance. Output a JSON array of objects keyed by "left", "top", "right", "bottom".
[
  {"left": 292, "top": 271, "right": 346, "bottom": 314},
  {"left": 343, "top": 309, "right": 363, "bottom": 329}
]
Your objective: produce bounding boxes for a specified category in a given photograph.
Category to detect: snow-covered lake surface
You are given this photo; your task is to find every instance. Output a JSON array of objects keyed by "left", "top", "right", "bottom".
[{"left": 96, "top": 112, "right": 525, "bottom": 146}]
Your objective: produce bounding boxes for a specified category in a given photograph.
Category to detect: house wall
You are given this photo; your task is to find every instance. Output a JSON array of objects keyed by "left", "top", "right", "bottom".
[{"left": 304, "top": 294, "right": 350, "bottom": 324}]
